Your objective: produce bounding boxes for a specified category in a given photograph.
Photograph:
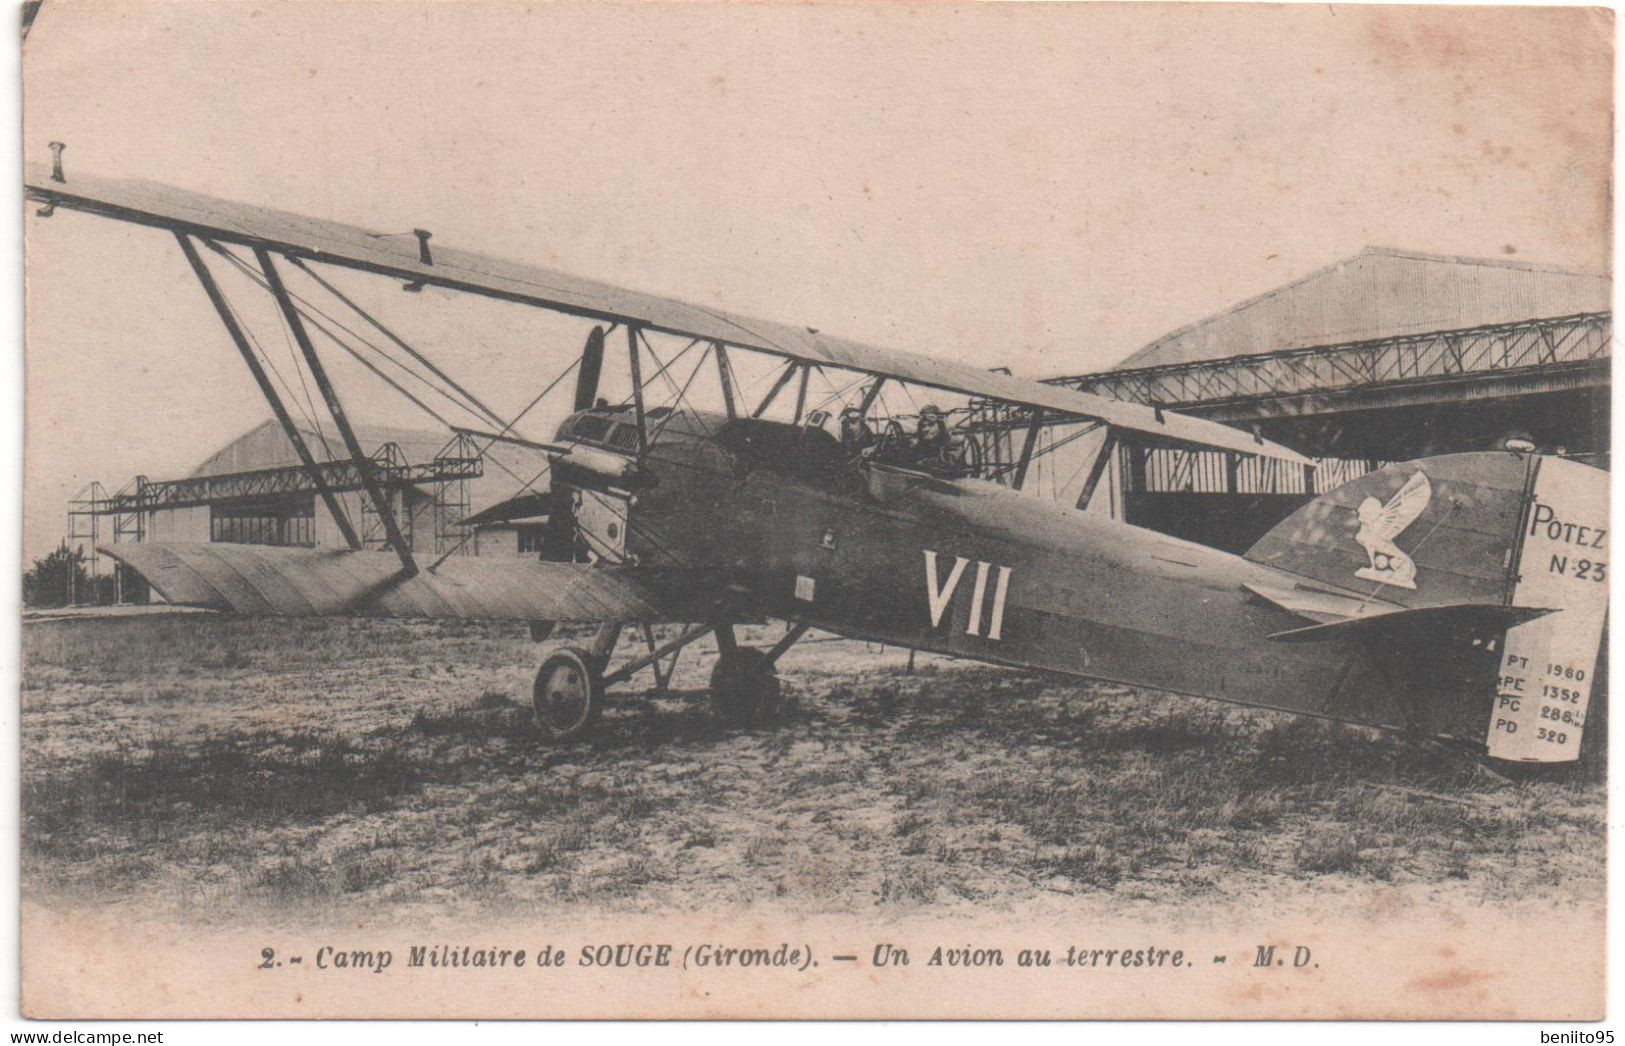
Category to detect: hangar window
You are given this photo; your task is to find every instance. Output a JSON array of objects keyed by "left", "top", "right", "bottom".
[{"left": 211, "top": 496, "right": 316, "bottom": 547}]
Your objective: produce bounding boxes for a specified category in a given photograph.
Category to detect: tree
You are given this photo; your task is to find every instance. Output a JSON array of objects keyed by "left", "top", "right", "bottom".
[{"left": 23, "top": 541, "right": 89, "bottom": 608}]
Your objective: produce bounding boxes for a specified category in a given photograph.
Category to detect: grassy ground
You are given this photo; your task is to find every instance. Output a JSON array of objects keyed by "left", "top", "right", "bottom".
[{"left": 21, "top": 614, "right": 1605, "bottom": 920}]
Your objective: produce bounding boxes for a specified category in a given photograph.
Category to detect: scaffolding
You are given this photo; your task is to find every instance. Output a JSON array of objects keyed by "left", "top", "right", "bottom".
[
  {"left": 111, "top": 476, "right": 148, "bottom": 544},
  {"left": 358, "top": 443, "right": 412, "bottom": 551},
  {"left": 432, "top": 432, "right": 480, "bottom": 556},
  {"left": 64, "top": 481, "right": 106, "bottom": 605}
]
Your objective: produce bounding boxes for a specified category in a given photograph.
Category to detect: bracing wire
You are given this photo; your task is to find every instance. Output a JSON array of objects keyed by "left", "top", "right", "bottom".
[
  {"left": 213, "top": 280, "right": 329, "bottom": 446},
  {"left": 216, "top": 244, "right": 581, "bottom": 486},
  {"left": 216, "top": 246, "right": 490, "bottom": 427},
  {"left": 629, "top": 331, "right": 716, "bottom": 443},
  {"left": 734, "top": 356, "right": 780, "bottom": 398},
  {"left": 269, "top": 290, "right": 334, "bottom": 458},
  {"left": 808, "top": 369, "right": 870, "bottom": 416},
  {"left": 213, "top": 244, "right": 580, "bottom": 502},
  {"left": 212, "top": 246, "right": 462, "bottom": 425},
  {"left": 289, "top": 258, "right": 510, "bottom": 430},
  {"left": 1056, "top": 435, "right": 1107, "bottom": 499},
  {"left": 627, "top": 335, "right": 702, "bottom": 403},
  {"left": 647, "top": 343, "right": 716, "bottom": 445}
]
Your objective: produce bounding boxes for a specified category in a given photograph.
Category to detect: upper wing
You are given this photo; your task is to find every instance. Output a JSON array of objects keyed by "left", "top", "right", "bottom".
[
  {"left": 101, "top": 542, "right": 727, "bottom": 622},
  {"left": 28, "top": 163, "right": 1310, "bottom": 466},
  {"left": 1375, "top": 471, "right": 1432, "bottom": 537}
]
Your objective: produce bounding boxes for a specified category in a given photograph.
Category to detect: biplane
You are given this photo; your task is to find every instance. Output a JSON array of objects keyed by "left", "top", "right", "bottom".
[{"left": 25, "top": 149, "right": 1609, "bottom": 765}]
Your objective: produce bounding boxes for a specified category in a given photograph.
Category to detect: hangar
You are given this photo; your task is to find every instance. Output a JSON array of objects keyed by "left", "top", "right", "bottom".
[
  {"left": 1000, "top": 246, "right": 1611, "bottom": 551},
  {"left": 67, "top": 418, "right": 563, "bottom": 601}
]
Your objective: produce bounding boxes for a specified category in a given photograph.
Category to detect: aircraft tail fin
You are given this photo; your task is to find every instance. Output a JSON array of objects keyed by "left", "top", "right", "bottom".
[
  {"left": 1246, "top": 451, "right": 1609, "bottom": 764},
  {"left": 1244, "top": 452, "right": 1535, "bottom": 610}
]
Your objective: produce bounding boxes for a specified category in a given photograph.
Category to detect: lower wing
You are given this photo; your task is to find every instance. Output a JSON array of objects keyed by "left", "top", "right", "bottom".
[{"left": 101, "top": 542, "right": 726, "bottom": 622}]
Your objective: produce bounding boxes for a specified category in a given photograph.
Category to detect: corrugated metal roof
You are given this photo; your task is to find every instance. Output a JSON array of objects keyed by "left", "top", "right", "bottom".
[
  {"left": 1117, "top": 246, "right": 1610, "bottom": 370},
  {"left": 184, "top": 417, "right": 553, "bottom": 520},
  {"left": 187, "top": 418, "right": 460, "bottom": 477}
]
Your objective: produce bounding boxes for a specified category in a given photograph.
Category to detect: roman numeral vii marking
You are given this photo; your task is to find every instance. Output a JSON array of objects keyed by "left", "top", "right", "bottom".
[{"left": 924, "top": 549, "right": 1013, "bottom": 641}]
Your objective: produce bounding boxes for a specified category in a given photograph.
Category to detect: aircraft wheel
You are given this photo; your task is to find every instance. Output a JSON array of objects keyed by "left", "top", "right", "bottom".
[
  {"left": 532, "top": 646, "right": 603, "bottom": 741},
  {"left": 710, "top": 648, "right": 781, "bottom": 727}
]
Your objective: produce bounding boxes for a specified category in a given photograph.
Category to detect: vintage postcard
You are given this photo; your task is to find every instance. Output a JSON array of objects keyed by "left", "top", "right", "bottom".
[{"left": 18, "top": 1, "right": 1611, "bottom": 1020}]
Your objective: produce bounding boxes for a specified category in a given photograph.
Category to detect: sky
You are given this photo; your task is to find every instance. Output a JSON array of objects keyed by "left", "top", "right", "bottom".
[{"left": 20, "top": 1, "right": 1613, "bottom": 562}]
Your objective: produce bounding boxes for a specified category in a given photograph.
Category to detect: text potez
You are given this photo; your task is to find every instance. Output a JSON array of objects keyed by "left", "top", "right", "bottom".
[{"left": 1528, "top": 502, "right": 1607, "bottom": 549}]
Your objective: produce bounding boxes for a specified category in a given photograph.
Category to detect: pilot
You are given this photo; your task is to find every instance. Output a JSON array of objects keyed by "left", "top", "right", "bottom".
[
  {"left": 839, "top": 407, "right": 876, "bottom": 458},
  {"left": 914, "top": 405, "right": 952, "bottom": 466}
]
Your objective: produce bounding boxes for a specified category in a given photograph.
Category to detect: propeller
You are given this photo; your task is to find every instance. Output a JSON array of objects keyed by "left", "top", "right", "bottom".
[{"left": 574, "top": 326, "right": 607, "bottom": 412}]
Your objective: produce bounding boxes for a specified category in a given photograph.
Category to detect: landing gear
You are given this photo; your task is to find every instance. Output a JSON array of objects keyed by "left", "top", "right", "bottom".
[
  {"left": 532, "top": 646, "right": 604, "bottom": 741},
  {"left": 710, "top": 647, "right": 782, "bottom": 727},
  {"left": 527, "top": 621, "right": 807, "bottom": 741}
]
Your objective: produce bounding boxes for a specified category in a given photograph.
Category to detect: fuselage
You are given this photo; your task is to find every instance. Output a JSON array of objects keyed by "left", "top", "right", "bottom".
[{"left": 554, "top": 407, "right": 1469, "bottom": 739}]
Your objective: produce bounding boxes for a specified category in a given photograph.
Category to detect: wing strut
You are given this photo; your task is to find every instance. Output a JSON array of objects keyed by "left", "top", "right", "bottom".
[
  {"left": 626, "top": 325, "right": 649, "bottom": 454},
  {"left": 256, "top": 247, "right": 418, "bottom": 576},
  {"left": 1011, "top": 410, "right": 1045, "bottom": 491},
  {"left": 714, "top": 342, "right": 738, "bottom": 419},
  {"left": 857, "top": 378, "right": 886, "bottom": 416},
  {"left": 752, "top": 361, "right": 800, "bottom": 418},
  {"left": 792, "top": 365, "right": 810, "bottom": 423},
  {"left": 173, "top": 233, "right": 363, "bottom": 551},
  {"left": 1076, "top": 430, "right": 1118, "bottom": 510}
]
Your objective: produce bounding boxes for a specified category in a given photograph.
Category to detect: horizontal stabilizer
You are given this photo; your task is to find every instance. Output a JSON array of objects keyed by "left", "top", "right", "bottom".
[
  {"left": 1243, "top": 580, "right": 1405, "bottom": 624},
  {"left": 1268, "top": 602, "right": 1553, "bottom": 643},
  {"left": 101, "top": 542, "right": 718, "bottom": 622}
]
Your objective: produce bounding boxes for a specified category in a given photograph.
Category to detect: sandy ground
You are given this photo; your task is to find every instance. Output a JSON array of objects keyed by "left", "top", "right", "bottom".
[{"left": 20, "top": 614, "right": 1606, "bottom": 924}]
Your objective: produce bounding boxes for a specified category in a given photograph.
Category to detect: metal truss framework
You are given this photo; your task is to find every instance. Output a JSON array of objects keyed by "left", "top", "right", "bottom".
[
  {"left": 961, "top": 312, "right": 1610, "bottom": 513},
  {"left": 69, "top": 439, "right": 483, "bottom": 517},
  {"left": 1045, "top": 312, "right": 1610, "bottom": 413}
]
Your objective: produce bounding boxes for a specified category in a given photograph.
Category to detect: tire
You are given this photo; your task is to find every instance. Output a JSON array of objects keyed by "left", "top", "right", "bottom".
[
  {"left": 532, "top": 646, "right": 604, "bottom": 741},
  {"left": 710, "top": 648, "right": 781, "bottom": 727}
]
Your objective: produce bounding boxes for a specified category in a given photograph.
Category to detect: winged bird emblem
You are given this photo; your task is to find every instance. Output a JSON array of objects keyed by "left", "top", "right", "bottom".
[{"left": 1353, "top": 471, "right": 1432, "bottom": 590}]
